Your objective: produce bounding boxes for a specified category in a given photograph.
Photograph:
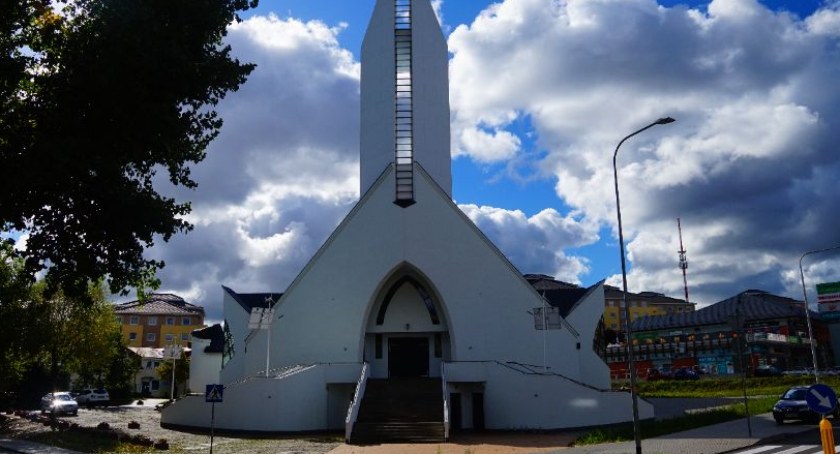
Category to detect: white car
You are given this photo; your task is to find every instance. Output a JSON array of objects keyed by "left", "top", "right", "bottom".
[
  {"left": 74, "top": 388, "right": 110, "bottom": 407},
  {"left": 40, "top": 392, "right": 79, "bottom": 415}
]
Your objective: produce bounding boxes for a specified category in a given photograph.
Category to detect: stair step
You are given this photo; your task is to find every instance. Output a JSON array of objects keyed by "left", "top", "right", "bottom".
[{"left": 349, "top": 378, "right": 445, "bottom": 444}]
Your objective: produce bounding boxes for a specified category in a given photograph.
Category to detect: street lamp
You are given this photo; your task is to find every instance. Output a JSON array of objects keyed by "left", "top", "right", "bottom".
[
  {"left": 799, "top": 245, "right": 840, "bottom": 384},
  {"left": 613, "top": 116, "right": 675, "bottom": 454}
]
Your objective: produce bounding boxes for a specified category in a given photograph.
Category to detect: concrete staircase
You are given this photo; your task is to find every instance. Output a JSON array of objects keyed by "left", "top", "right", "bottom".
[{"left": 350, "top": 378, "right": 445, "bottom": 443}]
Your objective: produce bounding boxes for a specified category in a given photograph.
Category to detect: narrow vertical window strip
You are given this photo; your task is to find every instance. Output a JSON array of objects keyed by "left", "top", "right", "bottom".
[{"left": 394, "top": 0, "right": 414, "bottom": 206}]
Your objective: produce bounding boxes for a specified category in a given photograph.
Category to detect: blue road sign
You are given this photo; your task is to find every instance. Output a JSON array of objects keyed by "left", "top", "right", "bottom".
[
  {"left": 205, "top": 384, "right": 224, "bottom": 403},
  {"left": 806, "top": 384, "right": 838, "bottom": 415}
]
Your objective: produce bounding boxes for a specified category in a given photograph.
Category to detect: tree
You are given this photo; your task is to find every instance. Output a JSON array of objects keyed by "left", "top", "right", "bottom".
[
  {"left": 157, "top": 354, "right": 189, "bottom": 398},
  {"left": 0, "top": 0, "right": 258, "bottom": 296}
]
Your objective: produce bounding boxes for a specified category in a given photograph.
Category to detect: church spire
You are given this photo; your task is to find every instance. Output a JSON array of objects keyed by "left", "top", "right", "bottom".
[{"left": 360, "top": 0, "right": 452, "bottom": 205}]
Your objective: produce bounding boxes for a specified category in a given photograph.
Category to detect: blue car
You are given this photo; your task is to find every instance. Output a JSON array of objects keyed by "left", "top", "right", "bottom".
[{"left": 773, "top": 386, "right": 840, "bottom": 424}]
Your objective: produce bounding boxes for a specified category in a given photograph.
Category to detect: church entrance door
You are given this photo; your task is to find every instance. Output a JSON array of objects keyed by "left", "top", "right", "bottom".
[{"left": 388, "top": 337, "right": 429, "bottom": 377}]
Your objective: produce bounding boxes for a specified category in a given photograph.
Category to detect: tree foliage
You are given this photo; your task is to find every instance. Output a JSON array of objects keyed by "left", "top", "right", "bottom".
[
  {"left": 0, "top": 250, "right": 136, "bottom": 403},
  {"left": 156, "top": 355, "right": 189, "bottom": 397},
  {"left": 0, "top": 0, "right": 258, "bottom": 296}
]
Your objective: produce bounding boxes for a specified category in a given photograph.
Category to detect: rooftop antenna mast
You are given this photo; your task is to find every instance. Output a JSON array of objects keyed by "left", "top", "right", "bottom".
[{"left": 677, "top": 218, "right": 690, "bottom": 303}]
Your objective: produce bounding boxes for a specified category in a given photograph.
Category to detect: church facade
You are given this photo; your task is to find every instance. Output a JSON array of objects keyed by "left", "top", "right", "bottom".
[{"left": 162, "top": 0, "right": 652, "bottom": 438}]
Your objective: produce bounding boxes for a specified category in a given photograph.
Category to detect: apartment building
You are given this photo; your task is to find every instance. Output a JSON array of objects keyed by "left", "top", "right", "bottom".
[
  {"left": 603, "top": 285, "right": 695, "bottom": 333},
  {"left": 115, "top": 294, "right": 205, "bottom": 348}
]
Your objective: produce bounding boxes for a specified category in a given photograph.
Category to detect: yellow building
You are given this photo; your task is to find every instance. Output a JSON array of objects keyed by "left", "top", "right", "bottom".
[
  {"left": 603, "top": 286, "right": 695, "bottom": 334},
  {"left": 115, "top": 294, "right": 205, "bottom": 348},
  {"left": 524, "top": 275, "right": 695, "bottom": 335}
]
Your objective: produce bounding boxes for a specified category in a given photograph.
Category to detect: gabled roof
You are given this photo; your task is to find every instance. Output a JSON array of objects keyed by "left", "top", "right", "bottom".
[
  {"left": 632, "top": 290, "right": 809, "bottom": 332},
  {"left": 222, "top": 286, "right": 283, "bottom": 313},
  {"left": 127, "top": 347, "right": 164, "bottom": 359},
  {"left": 192, "top": 324, "right": 224, "bottom": 354},
  {"left": 114, "top": 294, "right": 205, "bottom": 316},
  {"left": 524, "top": 274, "right": 580, "bottom": 291},
  {"left": 604, "top": 285, "right": 691, "bottom": 306}
]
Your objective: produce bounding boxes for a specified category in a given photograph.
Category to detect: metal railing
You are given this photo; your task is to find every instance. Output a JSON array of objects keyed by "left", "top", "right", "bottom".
[
  {"left": 441, "top": 362, "right": 450, "bottom": 440},
  {"left": 345, "top": 362, "right": 370, "bottom": 442}
]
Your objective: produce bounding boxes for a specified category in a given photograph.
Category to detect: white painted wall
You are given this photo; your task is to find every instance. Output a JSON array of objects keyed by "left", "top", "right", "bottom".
[
  {"left": 360, "top": 0, "right": 451, "bottom": 197},
  {"left": 478, "top": 362, "right": 654, "bottom": 429},
  {"left": 162, "top": 363, "right": 362, "bottom": 432},
  {"left": 566, "top": 283, "right": 613, "bottom": 390},
  {"left": 189, "top": 338, "right": 221, "bottom": 393},
  {"left": 219, "top": 289, "right": 252, "bottom": 384},
  {"left": 269, "top": 168, "right": 581, "bottom": 375}
]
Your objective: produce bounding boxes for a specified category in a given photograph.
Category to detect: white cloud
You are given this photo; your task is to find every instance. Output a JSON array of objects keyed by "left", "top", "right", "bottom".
[
  {"left": 144, "top": 14, "right": 361, "bottom": 321},
  {"left": 459, "top": 204, "right": 595, "bottom": 282},
  {"left": 449, "top": 0, "right": 840, "bottom": 305}
]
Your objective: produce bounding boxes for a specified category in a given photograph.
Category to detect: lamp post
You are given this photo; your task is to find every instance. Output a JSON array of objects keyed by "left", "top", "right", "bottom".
[
  {"left": 613, "top": 116, "right": 675, "bottom": 454},
  {"left": 799, "top": 245, "right": 840, "bottom": 383}
]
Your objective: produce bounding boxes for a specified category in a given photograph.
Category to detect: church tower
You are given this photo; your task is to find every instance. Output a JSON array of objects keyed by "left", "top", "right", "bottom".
[{"left": 360, "top": 0, "right": 452, "bottom": 206}]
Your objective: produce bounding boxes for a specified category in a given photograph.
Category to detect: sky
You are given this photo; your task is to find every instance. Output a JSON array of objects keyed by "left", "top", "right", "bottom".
[{"left": 128, "top": 0, "right": 840, "bottom": 322}]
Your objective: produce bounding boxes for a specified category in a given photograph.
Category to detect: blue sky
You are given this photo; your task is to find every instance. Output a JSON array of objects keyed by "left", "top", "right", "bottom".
[{"left": 125, "top": 0, "right": 840, "bottom": 320}]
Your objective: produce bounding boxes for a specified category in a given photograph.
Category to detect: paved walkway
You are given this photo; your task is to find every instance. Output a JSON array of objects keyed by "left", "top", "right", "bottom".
[
  {"left": 549, "top": 413, "right": 816, "bottom": 454},
  {"left": 0, "top": 412, "right": 821, "bottom": 454}
]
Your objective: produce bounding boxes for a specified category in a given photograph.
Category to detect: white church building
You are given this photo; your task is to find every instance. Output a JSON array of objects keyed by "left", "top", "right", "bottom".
[{"left": 162, "top": 0, "right": 653, "bottom": 441}]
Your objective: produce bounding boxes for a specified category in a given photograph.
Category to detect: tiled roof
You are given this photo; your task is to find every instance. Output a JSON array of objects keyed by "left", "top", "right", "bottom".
[
  {"left": 524, "top": 274, "right": 581, "bottom": 291},
  {"left": 192, "top": 324, "right": 224, "bottom": 354},
  {"left": 631, "top": 290, "right": 809, "bottom": 332},
  {"left": 127, "top": 347, "right": 164, "bottom": 359},
  {"left": 525, "top": 275, "right": 603, "bottom": 317},
  {"left": 114, "top": 294, "right": 205, "bottom": 316},
  {"left": 541, "top": 287, "right": 590, "bottom": 317},
  {"left": 604, "top": 285, "right": 690, "bottom": 306},
  {"left": 223, "top": 286, "right": 283, "bottom": 312}
]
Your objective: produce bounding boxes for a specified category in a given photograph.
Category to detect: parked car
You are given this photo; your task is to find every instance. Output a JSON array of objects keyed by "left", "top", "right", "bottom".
[
  {"left": 40, "top": 392, "right": 79, "bottom": 416},
  {"left": 74, "top": 388, "right": 110, "bottom": 407},
  {"left": 773, "top": 386, "right": 840, "bottom": 424},
  {"left": 782, "top": 367, "right": 812, "bottom": 377},
  {"left": 673, "top": 367, "right": 700, "bottom": 380},
  {"left": 646, "top": 368, "right": 671, "bottom": 381},
  {"left": 754, "top": 365, "right": 782, "bottom": 377}
]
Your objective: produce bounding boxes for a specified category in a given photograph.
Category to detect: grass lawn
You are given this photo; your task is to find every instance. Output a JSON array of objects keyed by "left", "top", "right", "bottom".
[{"left": 574, "top": 375, "right": 837, "bottom": 446}]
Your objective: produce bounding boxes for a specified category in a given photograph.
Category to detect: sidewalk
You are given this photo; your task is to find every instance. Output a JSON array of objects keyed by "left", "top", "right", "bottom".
[
  {"left": 0, "top": 412, "right": 816, "bottom": 454},
  {"left": 549, "top": 413, "right": 815, "bottom": 454},
  {"left": 0, "top": 438, "right": 82, "bottom": 454}
]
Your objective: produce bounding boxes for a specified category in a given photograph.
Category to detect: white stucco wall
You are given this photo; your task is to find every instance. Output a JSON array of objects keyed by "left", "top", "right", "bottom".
[
  {"left": 162, "top": 363, "right": 361, "bottom": 432},
  {"left": 360, "top": 0, "right": 451, "bottom": 197},
  {"left": 480, "top": 363, "right": 654, "bottom": 429},
  {"left": 189, "top": 338, "right": 221, "bottom": 393},
  {"left": 565, "top": 284, "right": 612, "bottom": 390},
  {"left": 219, "top": 291, "right": 252, "bottom": 384}
]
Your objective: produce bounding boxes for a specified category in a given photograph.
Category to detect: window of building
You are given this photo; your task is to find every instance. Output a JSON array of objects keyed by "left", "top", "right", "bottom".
[
  {"left": 116, "top": 316, "right": 122, "bottom": 324},
  {"left": 166, "top": 317, "right": 175, "bottom": 325},
  {"left": 148, "top": 317, "right": 157, "bottom": 326},
  {"left": 182, "top": 317, "right": 191, "bottom": 326},
  {"left": 146, "top": 333, "right": 156, "bottom": 342},
  {"left": 181, "top": 333, "right": 189, "bottom": 341},
  {"left": 129, "top": 332, "right": 137, "bottom": 341},
  {"left": 222, "top": 322, "right": 235, "bottom": 368},
  {"left": 150, "top": 380, "right": 159, "bottom": 391},
  {"left": 129, "top": 316, "right": 139, "bottom": 325},
  {"left": 165, "top": 334, "right": 174, "bottom": 343}
]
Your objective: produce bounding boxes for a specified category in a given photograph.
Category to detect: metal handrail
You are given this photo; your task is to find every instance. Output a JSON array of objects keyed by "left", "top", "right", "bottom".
[
  {"left": 441, "top": 362, "right": 450, "bottom": 441},
  {"left": 345, "top": 362, "right": 369, "bottom": 442}
]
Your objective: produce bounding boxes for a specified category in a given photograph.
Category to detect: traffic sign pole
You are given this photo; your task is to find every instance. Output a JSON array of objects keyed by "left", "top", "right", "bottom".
[{"left": 210, "top": 401, "right": 216, "bottom": 454}]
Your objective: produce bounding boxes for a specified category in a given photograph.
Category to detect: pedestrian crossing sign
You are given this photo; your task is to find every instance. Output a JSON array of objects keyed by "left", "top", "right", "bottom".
[{"left": 205, "top": 384, "right": 224, "bottom": 403}]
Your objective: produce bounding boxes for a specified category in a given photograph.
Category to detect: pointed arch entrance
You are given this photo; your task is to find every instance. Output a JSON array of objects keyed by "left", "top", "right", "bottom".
[{"left": 364, "top": 265, "right": 452, "bottom": 379}]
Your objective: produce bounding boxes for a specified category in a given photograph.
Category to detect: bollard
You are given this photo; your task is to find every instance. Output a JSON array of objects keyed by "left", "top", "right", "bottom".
[{"left": 820, "top": 416, "right": 835, "bottom": 454}]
